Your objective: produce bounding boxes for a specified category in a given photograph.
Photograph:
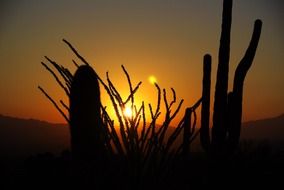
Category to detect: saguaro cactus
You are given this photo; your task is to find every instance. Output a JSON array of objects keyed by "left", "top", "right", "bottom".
[
  {"left": 200, "top": 0, "right": 262, "bottom": 154},
  {"left": 69, "top": 65, "right": 105, "bottom": 160}
]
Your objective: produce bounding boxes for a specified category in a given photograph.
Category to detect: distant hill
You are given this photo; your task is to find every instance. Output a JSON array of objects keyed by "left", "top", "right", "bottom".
[
  {"left": 0, "top": 113, "right": 283, "bottom": 158},
  {"left": 0, "top": 114, "right": 69, "bottom": 159},
  {"left": 241, "top": 114, "right": 284, "bottom": 142}
]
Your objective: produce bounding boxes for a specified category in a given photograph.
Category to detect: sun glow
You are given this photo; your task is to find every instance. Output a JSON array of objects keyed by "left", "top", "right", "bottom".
[
  {"left": 148, "top": 75, "right": 157, "bottom": 85},
  {"left": 124, "top": 106, "right": 133, "bottom": 118}
]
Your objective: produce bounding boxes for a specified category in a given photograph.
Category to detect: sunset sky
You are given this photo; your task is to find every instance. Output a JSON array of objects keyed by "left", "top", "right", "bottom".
[{"left": 0, "top": 0, "right": 283, "bottom": 125}]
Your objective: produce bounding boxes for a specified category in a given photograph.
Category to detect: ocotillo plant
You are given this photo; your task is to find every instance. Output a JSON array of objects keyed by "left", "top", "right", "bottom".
[{"left": 200, "top": 0, "right": 262, "bottom": 154}]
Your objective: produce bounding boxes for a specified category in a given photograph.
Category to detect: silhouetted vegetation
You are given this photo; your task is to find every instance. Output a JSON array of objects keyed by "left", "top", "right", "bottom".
[
  {"left": 200, "top": 0, "right": 262, "bottom": 156},
  {"left": 27, "top": 0, "right": 276, "bottom": 189},
  {"left": 69, "top": 65, "right": 106, "bottom": 161},
  {"left": 39, "top": 39, "right": 202, "bottom": 188},
  {"left": 3, "top": 143, "right": 283, "bottom": 188}
]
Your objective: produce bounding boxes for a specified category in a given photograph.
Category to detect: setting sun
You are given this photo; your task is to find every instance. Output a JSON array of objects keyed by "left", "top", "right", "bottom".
[{"left": 124, "top": 106, "right": 133, "bottom": 118}]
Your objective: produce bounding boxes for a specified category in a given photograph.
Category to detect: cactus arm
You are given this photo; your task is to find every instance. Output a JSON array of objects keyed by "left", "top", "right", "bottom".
[
  {"left": 212, "top": 0, "right": 233, "bottom": 146},
  {"left": 200, "top": 54, "right": 212, "bottom": 151},
  {"left": 228, "top": 20, "right": 262, "bottom": 149},
  {"left": 233, "top": 20, "right": 262, "bottom": 93}
]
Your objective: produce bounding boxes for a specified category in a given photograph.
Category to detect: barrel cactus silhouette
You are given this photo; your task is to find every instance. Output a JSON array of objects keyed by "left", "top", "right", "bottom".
[
  {"left": 69, "top": 65, "right": 105, "bottom": 160},
  {"left": 200, "top": 0, "right": 262, "bottom": 155}
]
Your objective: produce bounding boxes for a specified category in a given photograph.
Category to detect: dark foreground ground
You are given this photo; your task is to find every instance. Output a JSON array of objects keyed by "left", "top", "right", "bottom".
[{"left": 1, "top": 142, "right": 283, "bottom": 189}]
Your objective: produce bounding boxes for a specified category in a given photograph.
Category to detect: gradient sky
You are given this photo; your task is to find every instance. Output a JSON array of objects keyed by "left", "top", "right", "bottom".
[{"left": 0, "top": 0, "right": 283, "bottom": 125}]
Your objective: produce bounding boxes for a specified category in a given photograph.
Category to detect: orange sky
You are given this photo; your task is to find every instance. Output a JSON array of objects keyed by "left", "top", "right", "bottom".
[{"left": 0, "top": 0, "right": 283, "bottom": 125}]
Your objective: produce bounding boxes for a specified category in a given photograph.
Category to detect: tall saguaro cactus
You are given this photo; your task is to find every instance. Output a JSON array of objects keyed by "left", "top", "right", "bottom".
[
  {"left": 200, "top": 0, "right": 262, "bottom": 154},
  {"left": 70, "top": 65, "right": 105, "bottom": 160}
]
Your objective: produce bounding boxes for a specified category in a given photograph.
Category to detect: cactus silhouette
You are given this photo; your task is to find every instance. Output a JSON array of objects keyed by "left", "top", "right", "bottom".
[
  {"left": 200, "top": 0, "right": 262, "bottom": 155},
  {"left": 69, "top": 65, "right": 105, "bottom": 160}
]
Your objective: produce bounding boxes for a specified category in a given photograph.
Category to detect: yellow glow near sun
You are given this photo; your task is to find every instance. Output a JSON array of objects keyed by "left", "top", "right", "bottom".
[
  {"left": 148, "top": 75, "right": 157, "bottom": 85},
  {"left": 124, "top": 106, "right": 133, "bottom": 118}
]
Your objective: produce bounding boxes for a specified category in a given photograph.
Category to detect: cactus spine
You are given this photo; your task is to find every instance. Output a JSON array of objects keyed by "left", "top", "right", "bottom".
[
  {"left": 69, "top": 65, "right": 105, "bottom": 160},
  {"left": 200, "top": 0, "right": 262, "bottom": 154}
]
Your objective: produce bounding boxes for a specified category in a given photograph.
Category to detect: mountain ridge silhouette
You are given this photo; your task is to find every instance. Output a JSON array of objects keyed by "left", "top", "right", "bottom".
[
  {"left": 1, "top": 113, "right": 283, "bottom": 158},
  {"left": 0, "top": 114, "right": 69, "bottom": 158},
  {"left": 242, "top": 113, "right": 284, "bottom": 143}
]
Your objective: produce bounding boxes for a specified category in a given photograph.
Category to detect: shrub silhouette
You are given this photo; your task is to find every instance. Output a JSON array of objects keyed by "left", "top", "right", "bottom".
[{"left": 200, "top": 0, "right": 262, "bottom": 156}]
